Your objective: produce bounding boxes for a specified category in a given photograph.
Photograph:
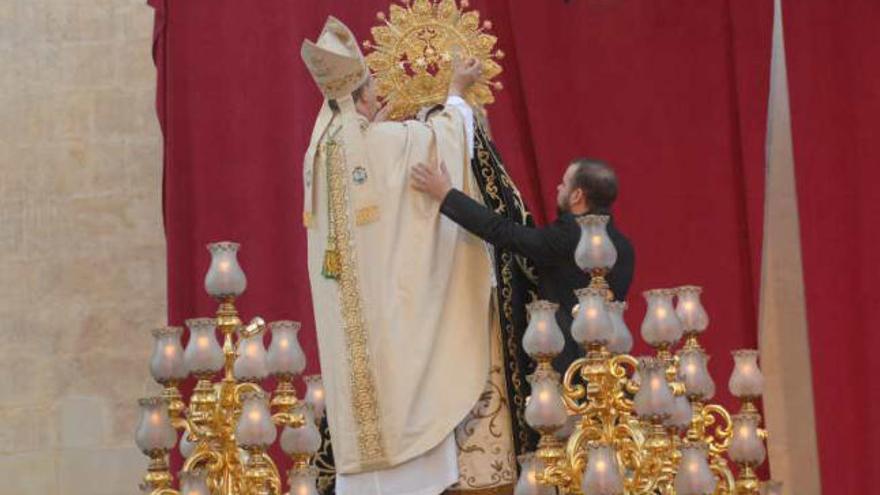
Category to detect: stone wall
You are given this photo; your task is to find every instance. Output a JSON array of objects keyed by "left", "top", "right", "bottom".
[{"left": 0, "top": 1, "right": 164, "bottom": 493}]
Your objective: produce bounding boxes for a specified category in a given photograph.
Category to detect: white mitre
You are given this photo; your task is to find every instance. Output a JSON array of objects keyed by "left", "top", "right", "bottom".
[
  {"left": 300, "top": 16, "right": 379, "bottom": 228},
  {"left": 301, "top": 16, "right": 369, "bottom": 100}
]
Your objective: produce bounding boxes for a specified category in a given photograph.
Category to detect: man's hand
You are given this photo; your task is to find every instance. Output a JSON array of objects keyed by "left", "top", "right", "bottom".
[
  {"left": 449, "top": 57, "right": 482, "bottom": 97},
  {"left": 411, "top": 160, "right": 453, "bottom": 202}
]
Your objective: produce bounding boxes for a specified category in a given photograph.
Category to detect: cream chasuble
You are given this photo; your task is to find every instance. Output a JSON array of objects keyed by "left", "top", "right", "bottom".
[{"left": 304, "top": 98, "right": 493, "bottom": 477}]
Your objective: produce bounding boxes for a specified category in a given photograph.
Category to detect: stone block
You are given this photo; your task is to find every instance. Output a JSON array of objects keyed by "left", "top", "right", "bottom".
[
  {"left": 60, "top": 43, "right": 118, "bottom": 89},
  {"left": 124, "top": 139, "right": 163, "bottom": 193},
  {"left": 119, "top": 39, "right": 155, "bottom": 88},
  {"left": 56, "top": 0, "right": 123, "bottom": 43},
  {"left": 95, "top": 89, "right": 157, "bottom": 137},
  {"left": 0, "top": 356, "right": 58, "bottom": 407},
  {"left": 0, "top": 2, "right": 17, "bottom": 46},
  {"left": 122, "top": 0, "right": 156, "bottom": 41},
  {"left": 55, "top": 395, "right": 110, "bottom": 448},
  {"left": 63, "top": 351, "right": 154, "bottom": 404},
  {"left": 0, "top": 451, "right": 57, "bottom": 493},
  {"left": 0, "top": 406, "right": 51, "bottom": 454},
  {"left": 54, "top": 301, "right": 161, "bottom": 359},
  {"left": 30, "top": 140, "right": 128, "bottom": 197},
  {"left": 58, "top": 446, "right": 145, "bottom": 495},
  {"left": 0, "top": 144, "right": 32, "bottom": 201},
  {"left": 0, "top": 199, "right": 25, "bottom": 255},
  {"left": 106, "top": 399, "right": 141, "bottom": 448},
  {"left": 21, "top": 194, "right": 160, "bottom": 259}
]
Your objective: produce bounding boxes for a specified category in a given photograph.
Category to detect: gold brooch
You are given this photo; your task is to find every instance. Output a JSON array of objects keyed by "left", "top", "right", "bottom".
[{"left": 364, "top": 0, "right": 504, "bottom": 120}]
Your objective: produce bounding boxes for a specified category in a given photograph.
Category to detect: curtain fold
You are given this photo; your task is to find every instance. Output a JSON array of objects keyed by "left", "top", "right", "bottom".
[{"left": 782, "top": 1, "right": 880, "bottom": 493}]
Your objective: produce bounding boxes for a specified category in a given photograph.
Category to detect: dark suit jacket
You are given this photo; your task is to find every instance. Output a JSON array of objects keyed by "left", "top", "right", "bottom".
[{"left": 440, "top": 189, "right": 635, "bottom": 372}]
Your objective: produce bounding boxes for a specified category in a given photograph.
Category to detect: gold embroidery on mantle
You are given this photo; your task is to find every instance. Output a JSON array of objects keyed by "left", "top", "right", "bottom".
[
  {"left": 325, "top": 134, "right": 386, "bottom": 464},
  {"left": 354, "top": 205, "right": 379, "bottom": 226}
]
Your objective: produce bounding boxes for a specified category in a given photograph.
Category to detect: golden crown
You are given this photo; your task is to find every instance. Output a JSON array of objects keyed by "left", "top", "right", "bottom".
[{"left": 364, "top": 0, "right": 504, "bottom": 120}]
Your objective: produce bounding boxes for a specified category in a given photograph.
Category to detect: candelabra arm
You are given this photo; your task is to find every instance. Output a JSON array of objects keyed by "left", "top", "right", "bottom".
[
  {"left": 239, "top": 316, "right": 266, "bottom": 339},
  {"left": 149, "top": 489, "right": 180, "bottom": 495},
  {"left": 183, "top": 449, "right": 224, "bottom": 474},
  {"left": 233, "top": 382, "right": 266, "bottom": 406},
  {"left": 561, "top": 357, "right": 589, "bottom": 413},
  {"left": 272, "top": 410, "right": 307, "bottom": 429},
  {"left": 701, "top": 403, "right": 734, "bottom": 455}
]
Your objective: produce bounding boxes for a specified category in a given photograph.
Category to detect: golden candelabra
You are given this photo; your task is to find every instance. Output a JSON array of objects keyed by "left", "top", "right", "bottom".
[
  {"left": 516, "top": 215, "right": 782, "bottom": 495},
  {"left": 136, "top": 242, "right": 325, "bottom": 495}
]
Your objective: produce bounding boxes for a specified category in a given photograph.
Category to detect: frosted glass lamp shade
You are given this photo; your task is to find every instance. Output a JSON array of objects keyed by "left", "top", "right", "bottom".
[
  {"left": 607, "top": 301, "right": 633, "bottom": 354},
  {"left": 135, "top": 397, "right": 177, "bottom": 454},
  {"left": 180, "top": 470, "right": 210, "bottom": 495},
  {"left": 571, "top": 288, "right": 614, "bottom": 347},
  {"left": 179, "top": 432, "right": 196, "bottom": 458},
  {"left": 204, "top": 241, "right": 247, "bottom": 298},
  {"left": 304, "top": 375, "right": 326, "bottom": 420},
  {"left": 236, "top": 391, "right": 277, "bottom": 449},
  {"left": 581, "top": 443, "right": 624, "bottom": 495},
  {"left": 523, "top": 301, "right": 564, "bottom": 359},
  {"left": 678, "top": 348, "right": 715, "bottom": 401},
  {"left": 574, "top": 215, "right": 617, "bottom": 271},
  {"left": 524, "top": 372, "right": 567, "bottom": 431},
  {"left": 675, "top": 286, "right": 710, "bottom": 333},
  {"left": 288, "top": 466, "right": 321, "bottom": 495},
  {"left": 729, "top": 413, "right": 766, "bottom": 466},
  {"left": 641, "top": 289, "right": 684, "bottom": 347},
  {"left": 184, "top": 318, "right": 224, "bottom": 377},
  {"left": 267, "top": 321, "right": 306, "bottom": 378},
  {"left": 514, "top": 453, "right": 555, "bottom": 495},
  {"left": 633, "top": 357, "right": 674, "bottom": 421},
  {"left": 281, "top": 405, "right": 322, "bottom": 456},
  {"left": 729, "top": 350, "right": 764, "bottom": 399},
  {"left": 674, "top": 442, "right": 717, "bottom": 495},
  {"left": 665, "top": 395, "right": 693, "bottom": 431},
  {"left": 234, "top": 333, "right": 268, "bottom": 382},
  {"left": 150, "top": 327, "right": 187, "bottom": 384}
]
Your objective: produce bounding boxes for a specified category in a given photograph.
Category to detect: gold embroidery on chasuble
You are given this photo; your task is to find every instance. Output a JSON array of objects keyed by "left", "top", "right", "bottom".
[{"left": 324, "top": 132, "right": 386, "bottom": 464}]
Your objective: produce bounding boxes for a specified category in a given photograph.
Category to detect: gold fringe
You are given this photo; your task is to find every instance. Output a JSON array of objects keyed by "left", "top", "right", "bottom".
[
  {"left": 355, "top": 205, "right": 379, "bottom": 226},
  {"left": 444, "top": 484, "right": 514, "bottom": 495}
]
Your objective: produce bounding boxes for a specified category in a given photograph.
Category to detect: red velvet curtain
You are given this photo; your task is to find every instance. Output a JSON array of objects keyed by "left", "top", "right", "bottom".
[
  {"left": 150, "top": 0, "right": 772, "bottom": 483},
  {"left": 783, "top": 1, "right": 880, "bottom": 492}
]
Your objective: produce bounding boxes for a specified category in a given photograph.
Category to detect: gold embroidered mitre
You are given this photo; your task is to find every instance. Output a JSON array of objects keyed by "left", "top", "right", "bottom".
[{"left": 301, "top": 16, "right": 369, "bottom": 100}]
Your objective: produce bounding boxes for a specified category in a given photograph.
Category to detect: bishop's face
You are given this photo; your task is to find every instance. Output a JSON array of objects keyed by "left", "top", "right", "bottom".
[{"left": 355, "top": 76, "right": 381, "bottom": 121}]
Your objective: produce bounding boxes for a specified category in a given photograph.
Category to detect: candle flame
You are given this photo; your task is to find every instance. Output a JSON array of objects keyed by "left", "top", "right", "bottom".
[
  {"left": 197, "top": 336, "right": 211, "bottom": 348},
  {"left": 248, "top": 409, "right": 262, "bottom": 422},
  {"left": 164, "top": 344, "right": 176, "bottom": 358},
  {"left": 656, "top": 307, "right": 667, "bottom": 318},
  {"left": 591, "top": 235, "right": 602, "bottom": 247},
  {"left": 279, "top": 338, "right": 289, "bottom": 349},
  {"left": 218, "top": 260, "right": 231, "bottom": 272}
]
